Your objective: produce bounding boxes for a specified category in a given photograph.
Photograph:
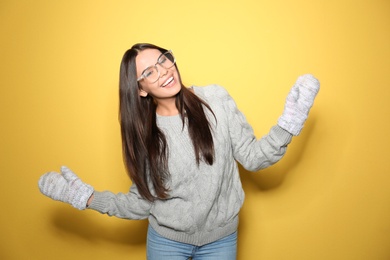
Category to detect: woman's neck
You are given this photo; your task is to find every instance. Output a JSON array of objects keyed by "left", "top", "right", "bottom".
[
  {"left": 156, "top": 99, "right": 179, "bottom": 116},
  {"left": 155, "top": 87, "right": 193, "bottom": 116}
]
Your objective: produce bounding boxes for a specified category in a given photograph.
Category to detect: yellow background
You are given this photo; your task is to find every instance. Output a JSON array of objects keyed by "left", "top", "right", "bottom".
[{"left": 1, "top": 0, "right": 389, "bottom": 259}]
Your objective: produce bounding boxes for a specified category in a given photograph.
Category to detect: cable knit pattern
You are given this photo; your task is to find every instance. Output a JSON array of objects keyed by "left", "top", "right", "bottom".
[{"left": 88, "top": 85, "right": 292, "bottom": 246}]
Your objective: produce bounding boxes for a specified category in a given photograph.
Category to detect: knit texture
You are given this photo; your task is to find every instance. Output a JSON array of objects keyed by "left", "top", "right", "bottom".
[
  {"left": 88, "top": 85, "right": 292, "bottom": 246},
  {"left": 277, "top": 74, "right": 320, "bottom": 135},
  {"left": 38, "top": 166, "right": 94, "bottom": 210}
]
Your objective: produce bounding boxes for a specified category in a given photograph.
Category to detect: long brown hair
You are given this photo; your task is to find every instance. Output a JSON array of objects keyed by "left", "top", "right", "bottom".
[{"left": 119, "top": 43, "right": 215, "bottom": 201}]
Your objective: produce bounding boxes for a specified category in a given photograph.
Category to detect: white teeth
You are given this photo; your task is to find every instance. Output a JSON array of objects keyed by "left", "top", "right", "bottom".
[{"left": 162, "top": 77, "right": 174, "bottom": 87}]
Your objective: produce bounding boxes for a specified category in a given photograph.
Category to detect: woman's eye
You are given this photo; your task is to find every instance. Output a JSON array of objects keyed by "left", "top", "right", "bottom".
[{"left": 144, "top": 69, "right": 155, "bottom": 78}]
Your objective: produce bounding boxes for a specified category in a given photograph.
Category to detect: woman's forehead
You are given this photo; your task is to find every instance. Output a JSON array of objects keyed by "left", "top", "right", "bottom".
[{"left": 136, "top": 49, "right": 162, "bottom": 72}]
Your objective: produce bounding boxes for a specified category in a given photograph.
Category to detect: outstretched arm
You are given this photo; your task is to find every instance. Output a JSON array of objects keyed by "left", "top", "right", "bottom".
[
  {"left": 222, "top": 74, "right": 319, "bottom": 171},
  {"left": 38, "top": 166, "right": 152, "bottom": 219}
]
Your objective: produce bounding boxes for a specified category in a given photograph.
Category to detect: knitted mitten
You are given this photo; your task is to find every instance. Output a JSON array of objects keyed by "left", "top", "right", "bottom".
[
  {"left": 278, "top": 74, "right": 320, "bottom": 135},
  {"left": 38, "top": 166, "right": 94, "bottom": 210}
]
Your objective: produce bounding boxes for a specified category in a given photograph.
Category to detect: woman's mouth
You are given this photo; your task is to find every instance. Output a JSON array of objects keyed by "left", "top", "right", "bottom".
[{"left": 161, "top": 76, "right": 174, "bottom": 88}]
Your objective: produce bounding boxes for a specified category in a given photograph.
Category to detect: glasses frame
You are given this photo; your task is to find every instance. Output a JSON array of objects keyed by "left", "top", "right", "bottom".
[{"left": 137, "top": 50, "right": 176, "bottom": 83}]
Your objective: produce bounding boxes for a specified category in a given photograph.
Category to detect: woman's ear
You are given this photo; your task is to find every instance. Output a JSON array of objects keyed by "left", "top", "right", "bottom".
[{"left": 139, "top": 89, "right": 148, "bottom": 97}]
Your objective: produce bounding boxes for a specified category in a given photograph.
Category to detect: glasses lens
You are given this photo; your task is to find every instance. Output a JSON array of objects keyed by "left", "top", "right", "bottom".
[
  {"left": 143, "top": 67, "right": 159, "bottom": 83},
  {"left": 159, "top": 51, "right": 175, "bottom": 69}
]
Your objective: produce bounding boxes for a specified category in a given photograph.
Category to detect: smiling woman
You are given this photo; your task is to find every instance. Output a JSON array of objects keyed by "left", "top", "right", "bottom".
[
  {"left": 38, "top": 42, "right": 320, "bottom": 259},
  {"left": 2, "top": 0, "right": 390, "bottom": 259},
  {"left": 117, "top": 43, "right": 217, "bottom": 203}
]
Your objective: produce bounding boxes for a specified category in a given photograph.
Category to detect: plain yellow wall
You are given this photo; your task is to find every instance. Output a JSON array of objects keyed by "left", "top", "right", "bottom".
[{"left": 1, "top": 0, "right": 389, "bottom": 259}]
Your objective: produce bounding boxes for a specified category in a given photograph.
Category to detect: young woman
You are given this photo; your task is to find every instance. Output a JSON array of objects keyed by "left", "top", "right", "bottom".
[{"left": 38, "top": 43, "right": 320, "bottom": 259}]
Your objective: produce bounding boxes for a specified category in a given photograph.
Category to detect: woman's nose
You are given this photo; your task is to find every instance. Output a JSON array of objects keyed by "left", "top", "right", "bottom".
[{"left": 157, "top": 64, "right": 168, "bottom": 77}]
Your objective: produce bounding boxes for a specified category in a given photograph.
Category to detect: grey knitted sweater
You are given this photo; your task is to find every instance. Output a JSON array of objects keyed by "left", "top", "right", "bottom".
[{"left": 88, "top": 84, "right": 292, "bottom": 246}]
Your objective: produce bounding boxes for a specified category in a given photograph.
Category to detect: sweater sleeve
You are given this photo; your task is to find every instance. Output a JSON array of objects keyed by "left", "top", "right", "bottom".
[
  {"left": 87, "top": 183, "right": 152, "bottom": 220},
  {"left": 219, "top": 86, "right": 293, "bottom": 171}
]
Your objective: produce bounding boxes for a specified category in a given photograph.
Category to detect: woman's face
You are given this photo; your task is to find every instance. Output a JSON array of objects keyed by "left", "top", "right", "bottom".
[{"left": 136, "top": 48, "right": 181, "bottom": 101}]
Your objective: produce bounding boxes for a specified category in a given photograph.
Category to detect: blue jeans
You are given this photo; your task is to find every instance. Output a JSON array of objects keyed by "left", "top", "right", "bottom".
[{"left": 147, "top": 225, "right": 237, "bottom": 260}]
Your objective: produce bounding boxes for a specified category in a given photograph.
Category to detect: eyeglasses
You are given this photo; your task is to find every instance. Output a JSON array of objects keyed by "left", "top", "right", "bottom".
[{"left": 137, "top": 50, "right": 176, "bottom": 84}]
